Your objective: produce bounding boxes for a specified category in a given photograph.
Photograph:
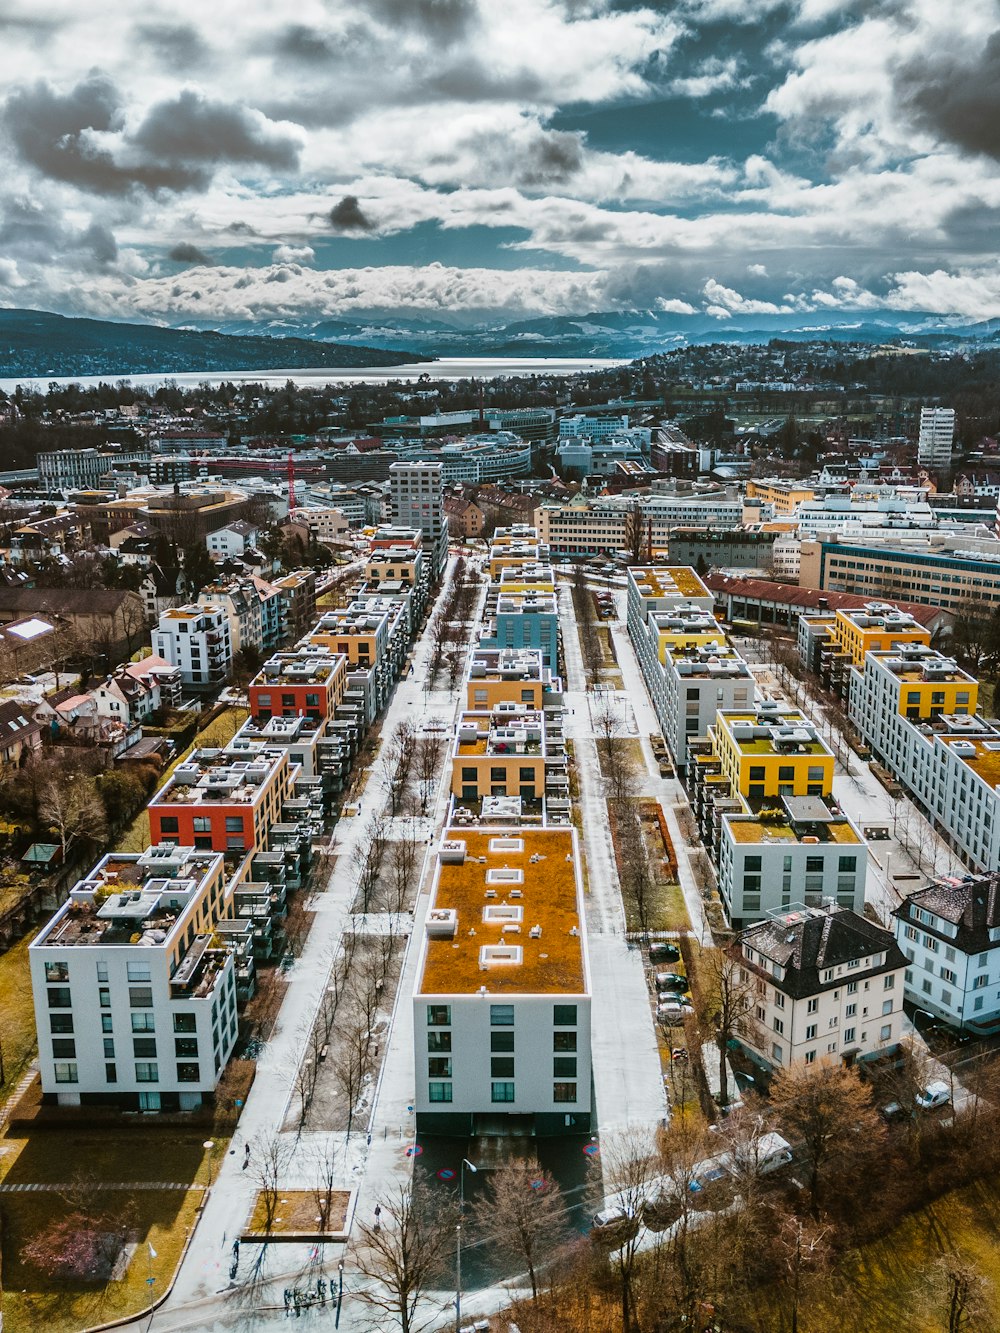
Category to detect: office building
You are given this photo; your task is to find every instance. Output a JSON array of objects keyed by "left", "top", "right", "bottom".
[{"left": 390, "top": 461, "right": 447, "bottom": 578}]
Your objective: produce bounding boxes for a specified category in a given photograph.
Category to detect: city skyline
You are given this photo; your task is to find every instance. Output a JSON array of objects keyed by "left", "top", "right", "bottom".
[{"left": 0, "top": 0, "right": 998, "bottom": 326}]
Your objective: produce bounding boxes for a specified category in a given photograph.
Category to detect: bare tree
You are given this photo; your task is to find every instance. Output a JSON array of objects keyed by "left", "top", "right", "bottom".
[
  {"left": 414, "top": 734, "right": 446, "bottom": 815},
  {"left": 697, "top": 947, "right": 761, "bottom": 1110},
  {"left": 352, "top": 1180, "right": 458, "bottom": 1333},
  {"left": 472, "top": 1156, "right": 567, "bottom": 1303},
  {"left": 39, "top": 775, "right": 107, "bottom": 863},
  {"left": 775, "top": 1209, "right": 832, "bottom": 1333},
  {"left": 311, "top": 1139, "right": 340, "bottom": 1234},
  {"left": 623, "top": 502, "right": 646, "bottom": 566},
  {"left": 333, "top": 1001, "right": 375, "bottom": 1142},
  {"left": 382, "top": 720, "right": 417, "bottom": 816},
  {"left": 939, "top": 1253, "right": 990, "bottom": 1333},
  {"left": 594, "top": 1126, "right": 663, "bottom": 1333},
  {"left": 251, "top": 1134, "right": 291, "bottom": 1234},
  {"left": 769, "top": 1060, "right": 883, "bottom": 1216}
]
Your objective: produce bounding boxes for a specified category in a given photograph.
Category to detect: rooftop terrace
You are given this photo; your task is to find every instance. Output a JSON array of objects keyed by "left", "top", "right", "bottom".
[{"left": 631, "top": 566, "right": 710, "bottom": 600}]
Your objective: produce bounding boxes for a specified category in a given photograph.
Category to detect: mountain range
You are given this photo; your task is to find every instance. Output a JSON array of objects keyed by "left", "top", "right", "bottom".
[{"left": 1, "top": 305, "right": 1000, "bottom": 381}]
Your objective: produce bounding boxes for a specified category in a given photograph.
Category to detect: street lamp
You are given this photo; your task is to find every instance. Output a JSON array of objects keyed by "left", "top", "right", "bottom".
[
  {"left": 335, "top": 1258, "right": 345, "bottom": 1329},
  {"left": 203, "top": 1141, "right": 216, "bottom": 1192},
  {"left": 456, "top": 1159, "right": 477, "bottom": 1333}
]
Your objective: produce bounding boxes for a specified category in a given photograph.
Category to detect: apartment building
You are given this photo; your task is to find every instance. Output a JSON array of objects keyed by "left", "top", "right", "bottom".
[
  {"left": 744, "top": 479, "right": 815, "bottom": 514},
  {"left": 413, "top": 826, "right": 591, "bottom": 1136},
  {"left": 273, "top": 569, "right": 318, "bottom": 643},
  {"left": 797, "top": 603, "right": 932, "bottom": 696},
  {"left": 917, "top": 406, "right": 956, "bottom": 469},
  {"left": 737, "top": 905, "right": 906, "bottom": 1073},
  {"left": 626, "top": 565, "right": 715, "bottom": 640},
  {"left": 197, "top": 579, "right": 264, "bottom": 655},
  {"left": 389, "top": 460, "right": 447, "bottom": 578},
  {"left": 465, "top": 648, "right": 561, "bottom": 712},
  {"left": 30, "top": 843, "right": 238, "bottom": 1109},
  {"left": 302, "top": 603, "right": 404, "bottom": 720},
  {"left": 719, "top": 798, "right": 866, "bottom": 927},
  {"left": 248, "top": 650, "right": 348, "bottom": 723},
  {"left": 710, "top": 707, "right": 835, "bottom": 802},
  {"left": 151, "top": 603, "right": 233, "bottom": 692},
  {"left": 894, "top": 873, "right": 1000, "bottom": 1034},
  {"left": 452, "top": 706, "right": 553, "bottom": 805},
  {"left": 148, "top": 743, "right": 296, "bottom": 855},
  {"left": 479, "top": 590, "right": 559, "bottom": 671},
  {"left": 656, "top": 641, "right": 755, "bottom": 772}
]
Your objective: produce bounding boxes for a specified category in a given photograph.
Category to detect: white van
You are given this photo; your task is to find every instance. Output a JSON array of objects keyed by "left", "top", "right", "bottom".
[{"left": 915, "top": 1080, "right": 951, "bottom": 1110}]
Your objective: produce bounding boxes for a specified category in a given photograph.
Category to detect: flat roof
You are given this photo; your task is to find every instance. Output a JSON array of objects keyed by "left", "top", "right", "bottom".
[
  {"left": 418, "top": 827, "right": 585, "bottom": 996},
  {"left": 940, "top": 735, "right": 1000, "bottom": 787},
  {"left": 630, "top": 566, "right": 710, "bottom": 599}
]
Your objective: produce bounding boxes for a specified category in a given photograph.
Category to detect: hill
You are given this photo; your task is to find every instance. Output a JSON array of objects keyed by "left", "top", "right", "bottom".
[{"left": 0, "top": 309, "right": 428, "bottom": 379}]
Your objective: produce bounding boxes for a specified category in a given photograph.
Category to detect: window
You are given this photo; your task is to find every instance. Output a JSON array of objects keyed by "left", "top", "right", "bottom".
[
  {"left": 940, "top": 968, "right": 957, "bottom": 985},
  {"left": 491, "top": 1057, "right": 515, "bottom": 1077},
  {"left": 54, "top": 1062, "right": 78, "bottom": 1083},
  {"left": 428, "top": 1082, "right": 453, "bottom": 1103},
  {"left": 133, "top": 1037, "right": 157, "bottom": 1057},
  {"left": 429, "top": 1058, "right": 453, "bottom": 1078},
  {"left": 807, "top": 998, "right": 818, "bottom": 1014},
  {"left": 131, "top": 1012, "right": 155, "bottom": 1033},
  {"left": 491, "top": 1082, "right": 515, "bottom": 1103},
  {"left": 44, "top": 961, "right": 69, "bottom": 982},
  {"left": 553, "top": 1057, "right": 577, "bottom": 1077},
  {"left": 103, "top": 1038, "right": 115, "bottom": 1058},
  {"left": 490, "top": 1004, "right": 515, "bottom": 1026},
  {"left": 553, "top": 1004, "right": 577, "bottom": 1026},
  {"left": 880, "top": 1024, "right": 892, "bottom": 1041},
  {"left": 427, "top": 1005, "right": 451, "bottom": 1026},
  {"left": 126, "top": 962, "right": 151, "bottom": 983},
  {"left": 177, "top": 1063, "right": 200, "bottom": 1082},
  {"left": 51, "top": 1038, "right": 76, "bottom": 1058},
  {"left": 847, "top": 981, "right": 858, "bottom": 994},
  {"left": 129, "top": 986, "right": 153, "bottom": 1008},
  {"left": 490, "top": 1031, "right": 514, "bottom": 1052},
  {"left": 159, "top": 816, "right": 179, "bottom": 834},
  {"left": 173, "top": 1013, "right": 196, "bottom": 1033},
  {"left": 771, "top": 1043, "right": 783, "bottom": 1063},
  {"left": 99, "top": 987, "right": 110, "bottom": 1008},
  {"left": 846, "top": 1004, "right": 857, "bottom": 1017},
  {"left": 974, "top": 974, "right": 988, "bottom": 990},
  {"left": 806, "top": 856, "right": 823, "bottom": 873},
  {"left": 101, "top": 1014, "right": 113, "bottom": 1033},
  {"left": 105, "top": 1063, "right": 117, "bottom": 1083},
  {"left": 844, "top": 1027, "right": 856, "bottom": 1043},
  {"left": 47, "top": 987, "right": 71, "bottom": 1009},
  {"left": 175, "top": 1037, "right": 198, "bottom": 1058},
  {"left": 554, "top": 1031, "right": 577, "bottom": 1052},
  {"left": 804, "top": 1051, "right": 816, "bottom": 1064},
  {"left": 461, "top": 766, "right": 476, "bottom": 782},
  {"left": 774, "top": 992, "right": 785, "bottom": 1009},
  {"left": 428, "top": 1031, "right": 452, "bottom": 1052},
  {"left": 838, "top": 855, "right": 857, "bottom": 872},
  {"left": 884, "top": 975, "right": 895, "bottom": 990},
  {"left": 805, "top": 1024, "right": 817, "bottom": 1040},
  {"left": 882, "top": 1000, "right": 894, "bottom": 1016},
  {"left": 553, "top": 1083, "right": 577, "bottom": 1103},
  {"left": 50, "top": 1014, "right": 73, "bottom": 1034},
  {"left": 193, "top": 816, "right": 211, "bottom": 834},
  {"left": 135, "top": 1062, "right": 159, "bottom": 1083},
  {"left": 827, "top": 1042, "right": 837, "bottom": 1054}
]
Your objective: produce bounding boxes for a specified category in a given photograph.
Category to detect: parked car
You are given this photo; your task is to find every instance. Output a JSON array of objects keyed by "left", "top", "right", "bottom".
[
  {"left": 591, "top": 1205, "right": 638, "bottom": 1244},
  {"left": 915, "top": 1080, "right": 951, "bottom": 1111},
  {"left": 655, "top": 972, "right": 689, "bottom": 991},
  {"left": 880, "top": 1100, "right": 910, "bottom": 1122},
  {"left": 657, "top": 1000, "right": 693, "bottom": 1023},
  {"left": 648, "top": 942, "right": 680, "bottom": 964}
]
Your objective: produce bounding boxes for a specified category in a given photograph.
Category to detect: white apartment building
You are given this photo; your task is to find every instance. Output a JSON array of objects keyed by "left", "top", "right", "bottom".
[
  {"left": 647, "top": 640, "right": 754, "bottom": 771},
  {"left": 413, "top": 826, "right": 591, "bottom": 1137},
  {"left": 30, "top": 844, "right": 239, "bottom": 1110},
  {"left": 737, "top": 905, "right": 906, "bottom": 1073},
  {"left": 917, "top": 407, "right": 956, "bottom": 469},
  {"left": 718, "top": 796, "right": 867, "bottom": 929},
  {"left": 390, "top": 460, "right": 447, "bottom": 578},
  {"left": 626, "top": 565, "right": 715, "bottom": 637},
  {"left": 894, "top": 874, "right": 1000, "bottom": 1035},
  {"left": 206, "top": 521, "right": 260, "bottom": 559},
  {"left": 558, "top": 413, "right": 630, "bottom": 439},
  {"left": 151, "top": 603, "right": 233, "bottom": 692}
]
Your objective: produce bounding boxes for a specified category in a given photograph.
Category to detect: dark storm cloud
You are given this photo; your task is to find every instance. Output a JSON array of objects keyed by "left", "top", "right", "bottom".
[
  {"left": 329, "top": 195, "right": 374, "bottom": 231},
  {"left": 3, "top": 74, "right": 205, "bottom": 194},
  {"left": 365, "top": 0, "right": 476, "bottom": 42},
  {"left": 168, "top": 242, "right": 215, "bottom": 265},
  {"left": 0, "top": 198, "right": 117, "bottom": 265},
  {"left": 134, "top": 22, "right": 210, "bottom": 67},
  {"left": 273, "top": 24, "right": 336, "bottom": 63},
  {"left": 519, "top": 131, "right": 585, "bottom": 186},
  {"left": 226, "top": 220, "right": 260, "bottom": 236},
  {"left": 132, "top": 91, "right": 301, "bottom": 171},
  {"left": 895, "top": 32, "right": 1000, "bottom": 161}
]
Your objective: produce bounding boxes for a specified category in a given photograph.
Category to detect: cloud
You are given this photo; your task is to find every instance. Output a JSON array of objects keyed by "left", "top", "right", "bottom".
[
  {"left": 364, "top": 0, "right": 476, "bottom": 42},
  {"left": 133, "top": 22, "right": 209, "bottom": 66},
  {"left": 895, "top": 31, "right": 1000, "bottom": 161},
  {"left": 273, "top": 243, "right": 315, "bottom": 263},
  {"left": 702, "top": 278, "right": 793, "bottom": 314},
  {"left": 329, "top": 195, "right": 374, "bottom": 231},
  {"left": 132, "top": 91, "right": 302, "bottom": 172},
  {"left": 168, "top": 242, "right": 214, "bottom": 265}
]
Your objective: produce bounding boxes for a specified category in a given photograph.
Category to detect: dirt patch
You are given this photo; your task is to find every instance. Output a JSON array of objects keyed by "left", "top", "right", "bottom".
[{"left": 245, "top": 1188, "right": 350, "bottom": 1240}]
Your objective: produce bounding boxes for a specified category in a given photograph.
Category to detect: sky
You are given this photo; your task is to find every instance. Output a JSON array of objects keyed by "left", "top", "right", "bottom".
[{"left": 1, "top": 0, "right": 999, "bottom": 328}]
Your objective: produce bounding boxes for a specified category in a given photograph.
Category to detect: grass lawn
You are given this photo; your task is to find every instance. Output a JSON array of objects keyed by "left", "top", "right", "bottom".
[
  {"left": 743, "top": 1174, "right": 1000, "bottom": 1332},
  {"left": 980, "top": 678, "right": 996, "bottom": 719},
  {"left": 2, "top": 1186, "right": 202, "bottom": 1333},
  {"left": 245, "top": 1188, "right": 350, "bottom": 1239},
  {"left": 0, "top": 928, "right": 42, "bottom": 1109},
  {"left": 115, "top": 706, "right": 248, "bottom": 851}
]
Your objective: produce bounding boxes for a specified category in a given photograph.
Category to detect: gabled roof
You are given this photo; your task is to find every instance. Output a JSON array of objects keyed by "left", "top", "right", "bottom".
[
  {"left": 705, "top": 573, "right": 948, "bottom": 629},
  {"left": 0, "top": 699, "right": 41, "bottom": 741}
]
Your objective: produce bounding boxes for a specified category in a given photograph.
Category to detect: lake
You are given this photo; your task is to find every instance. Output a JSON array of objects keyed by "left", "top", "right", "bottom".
[{"left": 0, "top": 356, "right": 627, "bottom": 394}]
